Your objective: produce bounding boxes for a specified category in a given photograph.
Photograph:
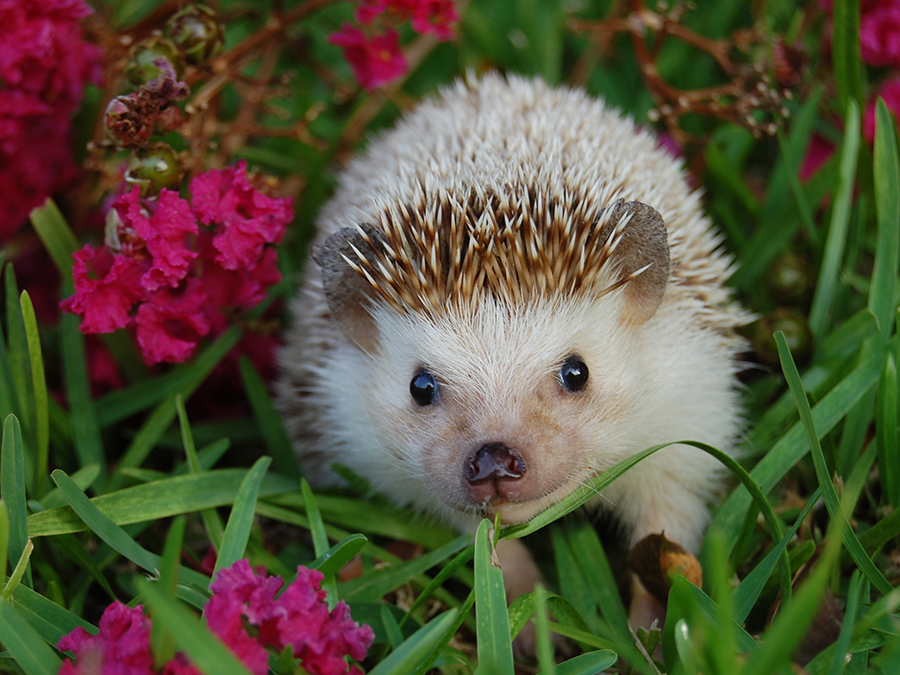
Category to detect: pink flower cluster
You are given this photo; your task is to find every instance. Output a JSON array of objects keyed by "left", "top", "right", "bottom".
[
  {"left": 58, "top": 560, "right": 374, "bottom": 675},
  {"left": 329, "top": 0, "right": 458, "bottom": 90},
  {"left": 0, "top": 0, "right": 101, "bottom": 238},
  {"left": 60, "top": 161, "right": 292, "bottom": 365}
]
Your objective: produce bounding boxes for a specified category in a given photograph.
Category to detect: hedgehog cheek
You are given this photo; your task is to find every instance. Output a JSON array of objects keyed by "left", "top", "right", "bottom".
[
  {"left": 315, "top": 225, "right": 385, "bottom": 353},
  {"left": 600, "top": 200, "right": 671, "bottom": 327}
]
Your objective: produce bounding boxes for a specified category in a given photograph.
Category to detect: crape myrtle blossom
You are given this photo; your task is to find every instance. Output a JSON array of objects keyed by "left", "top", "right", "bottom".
[
  {"left": 0, "top": 0, "right": 102, "bottom": 237},
  {"left": 60, "top": 161, "right": 293, "bottom": 365},
  {"left": 57, "top": 560, "right": 374, "bottom": 675},
  {"left": 329, "top": 0, "right": 458, "bottom": 90}
]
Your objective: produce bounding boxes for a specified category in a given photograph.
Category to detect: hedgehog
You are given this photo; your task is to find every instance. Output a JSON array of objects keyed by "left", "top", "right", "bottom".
[{"left": 276, "top": 73, "right": 749, "bottom": 628}]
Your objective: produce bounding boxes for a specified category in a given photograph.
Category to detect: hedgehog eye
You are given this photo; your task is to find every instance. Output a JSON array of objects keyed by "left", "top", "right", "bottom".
[
  {"left": 410, "top": 369, "right": 439, "bottom": 406},
  {"left": 559, "top": 356, "right": 589, "bottom": 392}
]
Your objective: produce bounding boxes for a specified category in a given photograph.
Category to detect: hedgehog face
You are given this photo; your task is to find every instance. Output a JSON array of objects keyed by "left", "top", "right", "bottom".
[{"left": 359, "top": 295, "right": 650, "bottom": 524}]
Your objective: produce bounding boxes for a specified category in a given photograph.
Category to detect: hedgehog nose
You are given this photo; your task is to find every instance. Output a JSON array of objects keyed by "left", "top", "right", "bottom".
[{"left": 465, "top": 443, "right": 526, "bottom": 484}]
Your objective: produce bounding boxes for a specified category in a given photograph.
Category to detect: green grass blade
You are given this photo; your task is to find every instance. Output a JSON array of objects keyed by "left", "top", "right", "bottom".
[
  {"left": 473, "top": 519, "right": 513, "bottom": 675},
  {"left": 5, "top": 266, "right": 34, "bottom": 487},
  {"left": 239, "top": 356, "right": 301, "bottom": 482},
  {"left": 28, "top": 469, "right": 295, "bottom": 537},
  {"left": 311, "top": 533, "right": 368, "bottom": 578},
  {"left": 1, "top": 415, "right": 30, "bottom": 589},
  {"left": 3, "top": 539, "right": 33, "bottom": 599},
  {"left": 870, "top": 97, "right": 900, "bottom": 340},
  {"left": 152, "top": 515, "right": 185, "bottom": 668},
  {"left": 138, "top": 579, "right": 255, "bottom": 675},
  {"left": 832, "top": 0, "right": 864, "bottom": 113},
  {"left": 878, "top": 353, "right": 899, "bottom": 507},
  {"left": 96, "top": 326, "right": 241, "bottom": 427},
  {"left": 0, "top": 501, "right": 7, "bottom": 580},
  {"left": 827, "top": 571, "right": 864, "bottom": 675},
  {"left": 50, "top": 469, "right": 209, "bottom": 588},
  {"left": 212, "top": 457, "right": 271, "bottom": 579},
  {"left": 28, "top": 199, "right": 79, "bottom": 280},
  {"left": 7, "top": 577, "right": 94, "bottom": 644},
  {"left": 808, "top": 100, "right": 860, "bottom": 337},
  {"left": 60, "top": 311, "right": 106, "bottom": 489},
  {"left": 0, "top": 598, "right": 61, "bottom": 675},
  {"left": 534, "top": 584, "right": 556, "bottom": 675},
  {"left": 713, "top": 338, "right": 887, "bottom": 552},
  {"left": 340, "top": 535, "right": 470, "bottom": 602},
  {"left": 399, "top": 545, "right": 474, "bottom": 630},
  {"left": 176, "top": 396, "right": 225, "bottom": 550},
  {"left": 730, "top": 487, "right": 821, "bottom": 623},
  {"left": 367, "top": 608, "right": 459, "bottom": 675},
  {"left": 20, "top": 293, "right": 48, "bottom": 499},
  {"left": 302, "top": 479, "right": 329, "bottom": 559},
  {"left": 775, "top": 331, "right": 893, "bottom": 594},
  {"left": 551, "top": 650, "right": 618, "bottom": 675}
]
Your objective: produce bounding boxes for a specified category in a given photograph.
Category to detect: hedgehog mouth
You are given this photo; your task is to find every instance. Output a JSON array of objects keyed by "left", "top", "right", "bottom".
[{"left": 473, "top": 477, "right": 588, "bottom": 525}]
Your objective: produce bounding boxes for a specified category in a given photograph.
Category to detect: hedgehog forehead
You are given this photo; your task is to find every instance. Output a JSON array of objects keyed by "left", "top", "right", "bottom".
[{"left": 350, "top": 183, "right": 625, "bottom": 317}]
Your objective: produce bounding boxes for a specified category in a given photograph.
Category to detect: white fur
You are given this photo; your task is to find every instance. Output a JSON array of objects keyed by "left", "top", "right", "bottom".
[{"left": 276, "top": 74, "right": 748, "bottom": 554}]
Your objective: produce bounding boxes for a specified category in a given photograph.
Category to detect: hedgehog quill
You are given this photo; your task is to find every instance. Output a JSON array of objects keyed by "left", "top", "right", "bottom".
[{"left": 277, "top": 74, "right": 749, "bottom": 631}]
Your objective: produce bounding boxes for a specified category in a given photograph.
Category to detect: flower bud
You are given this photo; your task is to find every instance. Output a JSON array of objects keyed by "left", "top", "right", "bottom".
[
  {"left": 752, "top": 308, "right": 812, "bottom": 368},
  {"left": 165, "top": 5, "right": 224, "bottom": 65},
  {"left": 105, "top": 94, "right": 153, "bottom": 146},
  {"left": 124, "top": 36, "right": 184, "bottom": 88},
  {"left": 767, "top": 253, "right": 814, "bottom": 307},
  {"left": 124, "top": 143, "right": 184, "bottom": 196}
]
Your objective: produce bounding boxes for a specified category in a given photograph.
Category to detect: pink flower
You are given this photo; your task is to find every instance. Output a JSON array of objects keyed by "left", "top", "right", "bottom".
[
  {"left": 190, "top": 161, "right": 291, "bottom": 271},
  {"left": 799, "top": 133, "right": 836, "bottom": 181},
  {"left": 356, "top": 0, "right": 458, "bottom": 40},
  {"left": 57, "top": 602, "right": 154, "bottom": 675},
  {"left": 860, "top": 3, "right": 900, "bottom": 67},
  {"left": 864, "top": 78, "right": 900, "bottom": 144},
  {"left": 329, "top": 25, "right": 408, "bottom": 90},
  {"left": 61, "top": 163, "right": 292, "bottom": 366},
  {"left": 0, "top": 0, "right": 101, "bottom": 237},
  {"left": 60, "top": 246, "right": 148, "bottom": 334},
  {"left": 210, "top": 560, "right": 375, "bottom": 675},
  {"left": 116, "top": 186, "right": 198, "bottom": 292}
]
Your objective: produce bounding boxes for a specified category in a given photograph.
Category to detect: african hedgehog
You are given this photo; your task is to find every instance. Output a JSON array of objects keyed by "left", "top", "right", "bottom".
[{"left": 277, "top": 73, "right": 748, "bottom": 620}]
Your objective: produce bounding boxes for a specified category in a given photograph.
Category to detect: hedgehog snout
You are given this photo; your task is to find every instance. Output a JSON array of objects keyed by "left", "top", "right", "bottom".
[{"left": 464, "top": 442, "right": 527, "bottom": 504}]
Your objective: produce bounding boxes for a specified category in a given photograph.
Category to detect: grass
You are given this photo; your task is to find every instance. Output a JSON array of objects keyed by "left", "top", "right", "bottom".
[{"left": 2, "top": 0, "right": 900, "bottom": 673}]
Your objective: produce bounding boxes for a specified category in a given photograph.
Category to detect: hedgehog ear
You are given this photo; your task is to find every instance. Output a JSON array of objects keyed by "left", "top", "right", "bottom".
[
  {"left": 600, "top": 200, "right": 670, "bottom": 326},
  {"left": 314, "top": 225, "right": 385, "bottom": 352}
]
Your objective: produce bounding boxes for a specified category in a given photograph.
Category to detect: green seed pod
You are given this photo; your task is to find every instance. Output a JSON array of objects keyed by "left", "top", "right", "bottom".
[
  {"left": 767, "top": 253, "right": 814, "bottom": 307},
  {"left": 124, "top": 36, "right": 184, "bottom": 88},
  {"left": 124, "top": 143, "right": 185, "bottom": 196},
  {"left": 752, "top": 308, "right": 813, "bottom": 368},
  {"left": 165, "top": 5, "right": 224, "bottom": 65}
]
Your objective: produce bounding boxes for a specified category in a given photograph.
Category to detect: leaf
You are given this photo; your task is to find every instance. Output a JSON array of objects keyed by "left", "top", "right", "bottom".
[
  {"left": 473, "top": 519, "right": 513, "bottom": 675},
  {"left": 808, "top": 100, "right": 860, "bottom": 337},
  {"left": 832, "top": 0, "right": 864, "bottom": 113},
  {"left": 877, "top": 353, "right": 899, "bottom": 506},
  {"left": 0, "top": 599, "right": 61, "bottom": 675},
  {"left": 870, "top": 97, "right": 900, "bottom": 341},
  {"left": 367, "top": 608, "right": 459, "bottom": 675},
  {"left": 20, "top": 293, "right": 48, "bottom": 499},
  {"left": 212, "top": 457, "right": 271, "bottom": 579},
  {"left": 239, "top": 356, "right": 302, "bottom": 482},
  {"left": 29, "top": 469, "right": 296, "bottom": 537},
  {"left": 549, "top": 650, "right": 618, "bottom": 675},
  {"left": 28, "top": 199, "right": 80, "bottom": 280},
  {"left": 775, "top": 331, "right": 892, "bottom": 594},
  {"left": 1, "top": 415, "right": 29, "bottom": 589},
  {"left": 50, "top": 469, "right": 209, "bottom": 589}
]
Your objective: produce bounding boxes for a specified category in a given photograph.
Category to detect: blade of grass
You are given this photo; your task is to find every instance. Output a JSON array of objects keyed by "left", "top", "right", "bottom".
[
  {"left": 212, "top": 457, "right": 271, "bottom": 580},
  {"left": 877, "top": 354, "right": 899, "bottom": 506},
  {"left": 776, "top": 331, "right": 892, "bottom": 594},
  {"left": 367, "top": 608, "right": 459, "bottom": 675},
  {"left": 60, "top": 310, "right": 106, "bottom": 490},
  {"left": 832, "top": 0, "right": 864, "bottom": 113},
  {"left": 7, "top": 577, "right": 94, "bottom": 644},
  {"left": 808, "top": 100, "right": 860, "bottom": 337},
  {"left": 311, "top": 534, "right": 368, "bottom": 578},
  {"left": 534, "top": 584, "right": 555, "bottom": 675},
  {"left": 239, "top": 356, "right": 301, "bottom": 483},
  {"left": 1, "top": 415, "right": 30, "bottom": 589},
  {"left": 551, "top": 650, "right": 618, "bottom": 675},
  {"left": 50, "top": 469, "right": 209, "bottom": 588},
  {"left": 151, "top": 515, "right": 185, "bottom": 668},
  {"left": 4, "top": 266, "right": 34, "bottom": 487},
  {"left": 20, "top": 293, "right": 48, "bottom": 499},
  {"left": 2, "top": 539, "right": 33, "bottom": 598},
  {"left": 473, "top": 519, "right": 513, "bottom": 675},
  {"left": 870, "top": 97, "right": 900, "bottom": 340},
  {"left": 28, "top": 469, "right": 296, "bottom": 537},
  {"left": 301, "top": 478, "right": 337, "bottom": 602},
  {"left": 176, "top": 396, "right": 224, "bottom": 550},
  {"left": 827, "top": 571, "right": 864, "bottom": 675},
  {"left": 29, "top": 199, "right": 80, "bottom": 279},
  {"left": 399, "top": 545, "right": 473, "bottom": 629},
  {"left": 0, "top": 598, "right": 61, "bottom": 675}
]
